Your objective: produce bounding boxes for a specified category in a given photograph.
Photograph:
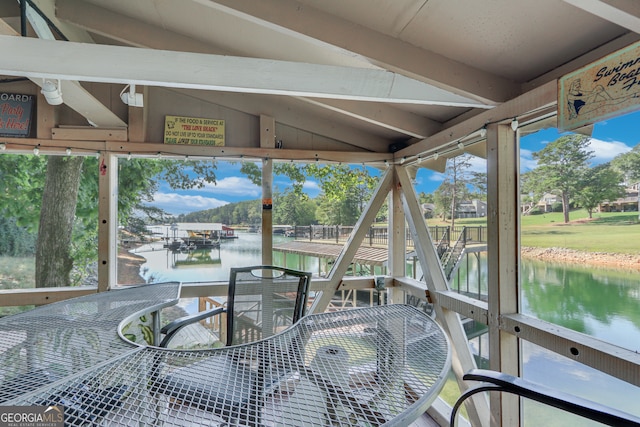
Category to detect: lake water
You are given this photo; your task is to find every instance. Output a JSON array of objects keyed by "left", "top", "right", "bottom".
[
  {"left": 454, "top": 255, "right": 640, "bottom": 424},
  {"left": 134, "top": 233, "right": 640, "bottom": 423},
  {"left": 133, "top": 232, "right": 319, "bottom": 283}
]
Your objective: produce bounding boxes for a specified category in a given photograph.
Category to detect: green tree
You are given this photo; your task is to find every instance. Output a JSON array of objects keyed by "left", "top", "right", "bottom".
[
  {"left": 468, "top": 171, "right": 488, "bottom": 200},
  {"left": 433, "top": 154, "right": 473, "bottom": 229},
  {"left": 530, "top": 134, "right": 594, "bottom": 223},
  {"left": 273, "top": 190, "right": 317, "bottom": 225},
  {"left": 612, "top": 144, "right": 640, "bottom": 181},
  {"left": 36, "top": 156, "right": 85, "bottom": 287},
  {"left": 242, "top": 161, "right": 377, "bottom": 226},
  {"left": 304, "top": 164, "right": 377, "bottom": 225},
  {"left": 0, "top": 154, "right": 217, "bottom": 287},
  {"left": 611, "top": 144, "right": 640, "bottom": 217},
  {"left": 520, "top": 171, "right": 543, "bottom": 215},
  {"left": 574, "top": 163, "right": 625, "bottom": 218}
]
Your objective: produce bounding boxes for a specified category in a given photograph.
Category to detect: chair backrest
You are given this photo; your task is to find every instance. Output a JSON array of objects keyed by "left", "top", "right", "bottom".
[{"left": 225, "top": 265, "right": 311, "bottom": 346}]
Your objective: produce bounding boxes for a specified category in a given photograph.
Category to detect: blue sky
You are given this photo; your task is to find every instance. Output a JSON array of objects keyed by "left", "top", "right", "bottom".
[{"left": 148, "top": 110, "right": 640, "bottom": 215}]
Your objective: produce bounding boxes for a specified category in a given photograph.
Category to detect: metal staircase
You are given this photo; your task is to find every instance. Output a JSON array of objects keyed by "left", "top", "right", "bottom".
[{"left": 440, "top": 227, "right": 468, "bottom": 280}]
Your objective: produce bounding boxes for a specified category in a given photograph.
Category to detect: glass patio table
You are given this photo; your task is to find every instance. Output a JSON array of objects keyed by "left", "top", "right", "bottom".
[{"left": 0, "top": 283, "right": 450, "bottom": 426}]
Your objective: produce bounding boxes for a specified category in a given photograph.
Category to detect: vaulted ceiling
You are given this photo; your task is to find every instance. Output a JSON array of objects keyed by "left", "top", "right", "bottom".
[{"left": 1, "top": 0, "right": 639, "bottom": 159}]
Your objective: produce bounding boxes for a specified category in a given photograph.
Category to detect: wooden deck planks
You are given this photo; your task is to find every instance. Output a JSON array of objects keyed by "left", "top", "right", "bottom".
[{"left": 273, "top": 240, "right": 396, "bottom": 265}]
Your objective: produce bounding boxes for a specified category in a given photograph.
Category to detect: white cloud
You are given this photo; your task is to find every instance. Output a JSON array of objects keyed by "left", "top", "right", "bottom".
[
  {"left": 520, "top": 148, "right": 538, "bottom": 172},
  {"left": 468, "top": 156, "right": 486, "bottom": 173},
  {"left": 587, "top": 138, "right": 631, "bottom": 163},
  {"left": 148, "top": 193, "right": 228, "bottom": 214},
  {"left": 429, "top": 172, "right": 445, "bottom": 182},
  {"left": 519, "top": 139, "right": 631, "bottom": 171},
  {"left": 303, "top": 180, "right": 320, "bottom": 191},
  {"left": 201, "top": 176, "right": 261, "bottom": 197}
]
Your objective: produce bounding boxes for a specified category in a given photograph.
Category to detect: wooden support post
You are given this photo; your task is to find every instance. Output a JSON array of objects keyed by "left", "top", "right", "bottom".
[
  {"left": 260, "top": 115, "right": 275, "bottom": 265},
  {"left": 388, "top": 166, "right": 406, "bottom": 304},
  {"left": 98, "top": 152, "right": 118, "bottom": 291},
  {"left": 310, "top": 169, "right": 393, "bottom": 313},
  {"left": 127, "top": 85, "right": 147, "bottom": 142},
  {"left": 396, "top": 166, "right": 489, "bottom": 427},
  {"left": 487, "top": 123, "right": 521, "bottom": 426},
  {"left": 36, "top": 92, "right": 55, "bottom": 139}
]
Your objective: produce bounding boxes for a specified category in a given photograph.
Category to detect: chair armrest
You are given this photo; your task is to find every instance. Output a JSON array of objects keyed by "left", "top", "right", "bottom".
[
  {"left": 159, "top": 306, "right": 225, "bottom": 348},
  {"left": 451, "top": 369, "right": 640, "bottom": 427}
]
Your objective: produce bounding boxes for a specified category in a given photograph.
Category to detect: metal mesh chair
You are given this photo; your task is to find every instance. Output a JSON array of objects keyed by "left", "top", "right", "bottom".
[
  {"left": 160, "top": 265, "right": 312, "bottom": 347},
  {"left": 450, "top": 369, "right": 640, "bottom": 427},
  {"left": 155, "top": 266, "right": 312, "bottom": 425}
]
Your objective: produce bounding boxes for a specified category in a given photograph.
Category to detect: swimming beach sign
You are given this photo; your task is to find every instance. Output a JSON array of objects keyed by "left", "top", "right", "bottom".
[{"left": 558, "top": 40, "right": 640, "bottom": 132}]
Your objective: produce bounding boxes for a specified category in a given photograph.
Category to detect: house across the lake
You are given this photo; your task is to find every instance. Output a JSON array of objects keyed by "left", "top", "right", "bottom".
[{"left": 598, "top": 183, "right": 639, "bottom": 213}]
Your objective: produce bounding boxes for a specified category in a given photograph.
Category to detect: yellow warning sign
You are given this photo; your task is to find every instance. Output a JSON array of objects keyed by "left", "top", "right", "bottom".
[{"left": 164, "top": 115, "right": 225, "bottom": 146}]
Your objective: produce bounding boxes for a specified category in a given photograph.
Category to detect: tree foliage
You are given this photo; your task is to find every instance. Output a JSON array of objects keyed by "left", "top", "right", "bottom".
[
  {"left": 273, "top": 190, "right": 317, "bottom": 225},
  {"left": 433, "top": 154, "right": 474, "bottom": 228},
  {"left": 242, "top": 161, "right": 378, "bottom": 226},
  {"left": 611, "top": 144, "right": 640, "bottom": 183},
  {"left": 0, "top": 154, "right": 217, "bottom": 286},
  {"left": 611, "top": 144, "right": 640, "bottom": 217},
  {"left": 530, "top": 134, "right": 594, "bottom": 223},
  {"left": 574, "top": 163, "right": 625, "bottom": 218},
  {"left": 0, "top": 217, "right": 35, "bottom": 256}
]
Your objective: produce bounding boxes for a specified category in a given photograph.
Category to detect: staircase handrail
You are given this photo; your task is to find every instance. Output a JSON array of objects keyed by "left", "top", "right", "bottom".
[{"left": 444, "top": 227, "right": 468, "bottom": 278}]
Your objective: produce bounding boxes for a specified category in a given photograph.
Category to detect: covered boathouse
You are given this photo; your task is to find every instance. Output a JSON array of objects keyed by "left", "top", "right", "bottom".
[{"left": 0, "top": 1, "right": 639, "bottom": 426}]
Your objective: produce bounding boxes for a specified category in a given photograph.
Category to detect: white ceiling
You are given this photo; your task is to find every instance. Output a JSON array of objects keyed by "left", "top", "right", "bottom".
[{"left": 1, "top": 0, "right": 639, "bottom": 155}]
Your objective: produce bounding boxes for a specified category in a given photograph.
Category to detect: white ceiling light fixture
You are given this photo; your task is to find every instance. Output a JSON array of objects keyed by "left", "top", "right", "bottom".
[
  {"left": 511, "top": 117, "right": 519, "bottom": 131},
  {"left": 120, "top": 84, "right": 144, "bottom": 107},
  {"left": 41, "top": 79, "right": 63, "bottom": 105}
]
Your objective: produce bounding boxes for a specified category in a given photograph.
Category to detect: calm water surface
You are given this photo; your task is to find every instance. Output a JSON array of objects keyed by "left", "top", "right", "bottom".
[
  {"left": 133, "top": 232, "right": 318, "bottom": 283},
  {"left": 455, "top": 256, "right": 640, "bottom": 424}
]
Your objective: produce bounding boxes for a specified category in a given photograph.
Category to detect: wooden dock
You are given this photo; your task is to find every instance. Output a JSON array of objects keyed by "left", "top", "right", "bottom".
[{"left": 273, "top": 240, "right": 398, "bottom": 266}]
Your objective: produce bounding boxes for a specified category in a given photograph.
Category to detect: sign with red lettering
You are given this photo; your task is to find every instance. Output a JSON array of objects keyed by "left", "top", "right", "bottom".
[
  {"left": 164, "top": 115, "right": 225, "bottom": 146},
  {"left": 0, "top": 93, "right": 34, "bottom": 137},
  {"left": 558, "top": 40, "right": 640, "bottom": 132}
]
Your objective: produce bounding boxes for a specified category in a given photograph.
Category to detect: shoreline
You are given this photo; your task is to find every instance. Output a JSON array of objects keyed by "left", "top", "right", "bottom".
[
  {"left": 116, "top": 242, "right": 640, "bottom": 283},
  {"left": 117, "top": 245, "right": 147, "bottom": 285},
  {"left": 521, "top": 247, "right": 640, "bottom": 272}
]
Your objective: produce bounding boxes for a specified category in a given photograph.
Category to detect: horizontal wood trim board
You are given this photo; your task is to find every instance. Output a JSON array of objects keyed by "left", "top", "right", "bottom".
[
  {"left": 0, "top": 286, "right": 97, "bottom": 306},
  {"left": 436, "top": 290, "right": 489, "bottom": 324},
  {"left": 52, "top": 128, "right": 128, "bottom": 141},
  {"left": 501, "top": 313, "right": 640, "bottom": 388}
]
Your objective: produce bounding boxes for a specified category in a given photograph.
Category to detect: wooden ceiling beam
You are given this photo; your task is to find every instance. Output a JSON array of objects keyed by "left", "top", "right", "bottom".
[
  {"left": 562, "top": 0, "right": 640, "bottom": 33},
  {"left": 204, "top": 0, "right": 520, "bottom": 104},
  {"left": 55, "top": 0, "right": 449, "bottom": 139},
  {"left": 3, "top": 32, "right": 487, "bottom": 108},
  {"left": 0, "top": 5, "right": 126, "bottom": 129}
]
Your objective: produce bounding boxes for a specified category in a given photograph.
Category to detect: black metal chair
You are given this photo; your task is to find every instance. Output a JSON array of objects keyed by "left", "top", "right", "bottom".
[
  {"left": 152, "top": 265, "right": 312, "bottom": 426},
  {"left": 450, "top": 369, "right": 640, "bottom": 427},
  {"left": 159, "top": 265, "right": 311, "bottom": 347}
]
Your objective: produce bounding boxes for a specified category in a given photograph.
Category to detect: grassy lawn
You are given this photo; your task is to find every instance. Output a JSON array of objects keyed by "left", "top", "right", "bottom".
[
  {"left": 0, "top": 256, "right": 35, "bottom": 316},
  {"left": 522, "top": 211, "right": 639, "bottom": 254},
  {"left": 429, "top": 210, "right": 640, "bottom": 255},
  {"left": 0, "top": 256, "right": 35, "bottom": 290}
]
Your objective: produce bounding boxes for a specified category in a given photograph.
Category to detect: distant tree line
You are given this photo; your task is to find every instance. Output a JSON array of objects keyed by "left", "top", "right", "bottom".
[{"left": 175, "top": 187, "right": 377, "bottom": 227}]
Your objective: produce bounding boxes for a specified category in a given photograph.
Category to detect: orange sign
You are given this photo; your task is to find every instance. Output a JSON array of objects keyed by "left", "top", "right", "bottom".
[{"left": 558, "top": 41, "right": 640, "bottom": 132}]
